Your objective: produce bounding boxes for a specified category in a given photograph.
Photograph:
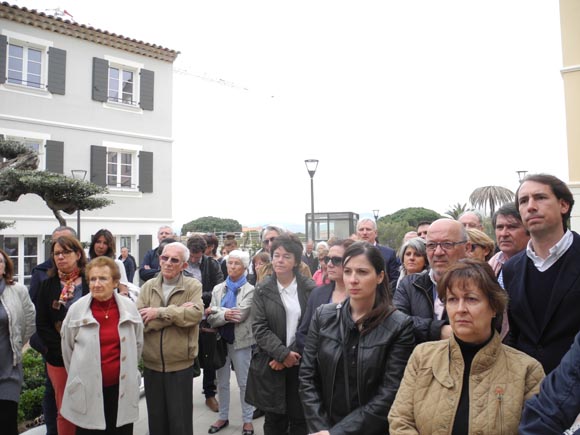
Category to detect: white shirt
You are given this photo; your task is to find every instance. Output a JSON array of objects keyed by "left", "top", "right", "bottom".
[
  {"left": 277, "top": 278, "right": 301, "bottom": 347},
  {"left": 526, "top": 230, "right": 573, "bottom": 272},
  {"left": 429, "top": 269, "right": 445, "bottom": 321}
]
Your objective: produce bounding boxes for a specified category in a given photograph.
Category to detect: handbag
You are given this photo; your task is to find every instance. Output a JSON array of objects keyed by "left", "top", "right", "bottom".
[{"left": 198, "top": 321, "right": 228, "bottom": 370}]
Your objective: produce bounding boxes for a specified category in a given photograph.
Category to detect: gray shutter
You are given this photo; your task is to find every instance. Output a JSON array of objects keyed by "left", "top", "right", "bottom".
[
  {"left": 0, "top": 235, "right": 4, "bottom": 250},
  {"left": 90, "top": 145, "right": 106, "bottom": 186},
  {"left": 0, "top": 35, "right": 7, "bottom": 84},
  {"left": 139, "top": 69, "right": 154, "bottom": 110},
  {"left": 138, "top": 151, "right": 153, "bottom": 193},
  {"left": 45, "top": 140, "right": 64, "bottom": 173},
  {"left": 139, "top": 234, "right": 152, "bottom": 266},
  {"left": 92, "top": 57, "right": 108, "bottom": 102},
  {"left": 47, "top": 47, "right": 66, "bottom": 95},
  {"left": 44, "top": 234, "right": 52, "bottom": 261}
]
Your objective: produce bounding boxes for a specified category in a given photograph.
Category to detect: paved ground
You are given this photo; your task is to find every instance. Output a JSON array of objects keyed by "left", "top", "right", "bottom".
[{"left": 23, "top": 375, "right": 264, "bottom": 435}]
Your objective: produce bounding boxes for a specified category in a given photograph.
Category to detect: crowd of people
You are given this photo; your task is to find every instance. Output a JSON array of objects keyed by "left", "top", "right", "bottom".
[{"left": 1, "top": 172, "right": 579, "bottom": 435}]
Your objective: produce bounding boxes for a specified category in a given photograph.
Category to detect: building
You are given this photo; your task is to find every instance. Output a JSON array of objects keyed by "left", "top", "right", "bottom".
[
  {"left": 0, "top": 2, "right": 178, "bottom": 284},
  {"left": 559, "top": 0, "right": 580, "bottom": 230}
]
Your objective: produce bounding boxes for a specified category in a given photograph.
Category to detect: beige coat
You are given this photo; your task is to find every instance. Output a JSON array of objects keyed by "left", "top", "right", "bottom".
[{"left": 388, "top": 332, "right": 545, "bottom": 435}]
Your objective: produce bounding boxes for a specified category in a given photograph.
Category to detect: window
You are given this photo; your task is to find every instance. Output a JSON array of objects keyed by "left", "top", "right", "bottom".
[
  {"left": 108, "top": 66, "right": 136, "bottom": 106},
  {"left": 7, "top": 43, "right": 43, "bottom": 88},
  {"left": 5, "top": 135, "right": 43, "bottom": 168},
  {"left": 107, "top": 149, "right": 135, "bottom": 188},
  {"left": 2, "top": 236, "right": 40, "bottom": 286}
]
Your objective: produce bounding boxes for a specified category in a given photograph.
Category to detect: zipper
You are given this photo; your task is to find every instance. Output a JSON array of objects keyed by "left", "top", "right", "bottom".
[{"left": 495, "top": 386, "right": 504, "bottom": 435}]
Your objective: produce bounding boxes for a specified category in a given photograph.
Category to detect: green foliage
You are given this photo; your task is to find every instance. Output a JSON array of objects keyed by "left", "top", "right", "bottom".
[
  {"left": 0, "top": 221, "right": 14, "bottom": 230},
  {"left": 0, "top": 140, "right": 32, "bottom": 159},
  {"left": 469, "top": 186, "right": 515, "bottom": 217},
  {"left": 445, "top": 202, "right": 470, "bottom": 219},
  {"left": 377, "top": 221, "right": 413, "bottom": 253},
  {"left": 181, "top": 216, "right": 242, "bottom": 235},
  {"left": 18, "top": 386, "right": 44, "bottom": 423},
  {"left": 378, "top": 207, "right": 442, "bottom": 228},
  {"left": 18, "top": 349, "right": 46, "bottom": 423}
]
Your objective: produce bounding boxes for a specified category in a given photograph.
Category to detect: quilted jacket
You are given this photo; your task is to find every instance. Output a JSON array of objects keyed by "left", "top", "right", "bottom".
[{"left": 388, "top": 332, "right": 545, "bottom": 435}]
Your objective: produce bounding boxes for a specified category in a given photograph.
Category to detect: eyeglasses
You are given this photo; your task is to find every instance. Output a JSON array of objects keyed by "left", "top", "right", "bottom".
[
  {"left": 263, "top": 237, "right": 276, "bottom": 244},
  {"left": 160, "top": 255, "right": 181, "bottom": 264},
  {"left": 425, "top": 241, "right": 467, "bottom": 252},
  {"left": 53, "top": 249, "right": 74, "bottom": 257},
  {"left": 323, "top": 256, "right": 343, "bottom": 266}
]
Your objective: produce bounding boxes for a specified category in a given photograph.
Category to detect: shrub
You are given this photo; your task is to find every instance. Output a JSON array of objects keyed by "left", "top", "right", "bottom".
[{"left": 18, "top": 349, "right": 45, "bottom": 423}]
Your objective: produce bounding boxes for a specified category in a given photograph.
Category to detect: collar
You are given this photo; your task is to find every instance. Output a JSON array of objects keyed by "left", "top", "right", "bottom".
[
  {"left": 277, "top": 277, "right": 297, "bottom": 296},
  {"left": 428, "top": 268, "right": 438, "bottom": 286},
  {"left": 526, "top": 230, "right": 573, "bottom": 272}
]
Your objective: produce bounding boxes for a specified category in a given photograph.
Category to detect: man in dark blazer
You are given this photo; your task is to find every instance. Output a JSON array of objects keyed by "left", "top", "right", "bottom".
[
  {"left": 356, "top": 218, "right": 400, "bottom": 283},
  {"left": 503, "top": 173, "right": 580, "bottom": 374}
]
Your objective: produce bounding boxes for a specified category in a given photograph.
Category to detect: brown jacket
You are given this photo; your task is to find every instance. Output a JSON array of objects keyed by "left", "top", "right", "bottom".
[
  {"left": 388, "top": 332, "right": 545, "bottom": 435},
  {"left": 137, "top": 273, "right": 203, "bottom": 372}
]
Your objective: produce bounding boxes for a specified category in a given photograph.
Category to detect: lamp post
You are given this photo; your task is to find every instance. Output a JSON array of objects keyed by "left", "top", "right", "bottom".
[
  {"left": 304, "top": 159, "right": 319, "bottom": 243},
  {"left": 373, "top": 209, "right": 380, "bottom": 223},
  {"left": 516, "top": 170, "right": 528, "bottom": 183},
  {"left": 71, "top": 170, "right": 87, "bottom": 241}
]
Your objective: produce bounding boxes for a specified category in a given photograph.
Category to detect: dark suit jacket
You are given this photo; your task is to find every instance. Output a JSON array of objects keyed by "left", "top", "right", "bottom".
[
  {"left": 377, "top": 244, "right": 401, "bottom": 285},
  {"left": 503, "top": 231, "right": 580, "bottom": 373},
  {"left": 295, "top": 282, "right": 334, "bottom": 353}
]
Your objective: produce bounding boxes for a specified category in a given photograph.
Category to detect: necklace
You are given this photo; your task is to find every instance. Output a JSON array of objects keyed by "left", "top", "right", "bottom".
[{"left": 98, "top": 298, "right": 114, "bottom": 319}]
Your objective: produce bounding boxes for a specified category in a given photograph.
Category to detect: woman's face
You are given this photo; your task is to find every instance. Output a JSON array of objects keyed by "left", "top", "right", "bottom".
[
  {"left": 403, "top": 247, "right": 426, "bottom": 274},
  {"left": 318, "top": 252, "right": 328, "bottom": 273},
  {"left": 53, "top": 243, "right": 81, "bottom": 274},
  {"left": 343, "top": 254, "right": 384, "bottom": 303},
  {"left": 272, "top": 246, "right": 298, "bottom": 277},
  {"left": 227, "top": 257, "right": 245, "bottom": 281},
  {"left": 446, "top": 280, "right": 495, "bottom": 344},
  {"left": 94, "top": 236, "right": 109, "bottom": 257},
  {"left": 468, "top": 244, "right": 490, "bottom": 262},
  {"left": 325, "top": 246, "right": 345, "bottom": 282},
  {"left": 88, "top": 265, "right": 118, "bottom": 301}
]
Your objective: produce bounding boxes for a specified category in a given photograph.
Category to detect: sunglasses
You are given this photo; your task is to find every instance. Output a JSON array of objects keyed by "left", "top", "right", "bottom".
[
  {"left": 160, "top": 255, "right": 181, "bottom": 264},
  {"left": 323, "top": 256, "right": 343, "bottom": 266},
  {"left": 263, "top": 237, "right": 277, "bottom": 244}
]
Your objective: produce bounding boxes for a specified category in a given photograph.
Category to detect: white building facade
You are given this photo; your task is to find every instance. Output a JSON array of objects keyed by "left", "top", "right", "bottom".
[{"left": 0, "top": 3, "right": 178, "bottom": 284}]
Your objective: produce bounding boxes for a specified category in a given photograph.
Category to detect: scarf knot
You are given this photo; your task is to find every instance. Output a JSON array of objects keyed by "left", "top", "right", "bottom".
[{"left": 58, "top": 268, "right": 80, "bottom": 304}]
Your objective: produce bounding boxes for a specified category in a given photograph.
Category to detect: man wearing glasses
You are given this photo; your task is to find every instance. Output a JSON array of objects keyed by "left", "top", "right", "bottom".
[
  {"left": 394, "top": 219, "right": 471, "bottom": 344},
  {"left": 137, "top": 242, "right": 203, "bottom": 435}
]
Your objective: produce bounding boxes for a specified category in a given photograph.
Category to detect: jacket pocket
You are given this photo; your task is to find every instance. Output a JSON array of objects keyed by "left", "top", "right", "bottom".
[{"left": 66, "top": 376, "right": 87, "bottom": 414}]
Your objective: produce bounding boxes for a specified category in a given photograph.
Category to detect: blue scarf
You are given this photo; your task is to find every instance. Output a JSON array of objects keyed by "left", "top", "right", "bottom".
[{"left": 220, "top": 275, "right": 247, "bottom": 344}]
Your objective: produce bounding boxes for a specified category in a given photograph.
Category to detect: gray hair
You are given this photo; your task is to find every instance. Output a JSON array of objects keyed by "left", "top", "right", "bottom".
[
  {"left": 261, "top": 225, "right": 284, "bottom": 241},
  {"left": 458, "top": 210, "right": 483, "bottom": 225},
  {"left": 357, "top": 218, "right": 376, "bottom": 230},
  {"left": 398, "top": 237, "right": 427, "bottom": 259},
  {"left": 52, "top": 226, "right": 77, "bottom": 238},
  {"left": 228, "top": 250, "right": 250, "bottom": 269},
  {"left": 162, "top": 242, "right": 189, "bottom": 262}
]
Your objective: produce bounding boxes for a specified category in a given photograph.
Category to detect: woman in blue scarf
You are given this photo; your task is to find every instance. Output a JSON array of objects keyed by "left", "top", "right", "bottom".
[{"left": 207, "top": 250, "right": 256, "bottom": 435}]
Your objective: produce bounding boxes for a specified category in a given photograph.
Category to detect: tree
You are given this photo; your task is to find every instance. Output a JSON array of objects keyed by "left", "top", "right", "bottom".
[
  {"left": 445, "top": 202, "right": 470, "bottom": 219},
  {"left": 469, "top": 186, "right": 514, "bottom": 217},
  {"left": 0, "top": 139, "right": 112, "bottom": 226},
  {"left": 378, "top": 207, "right": 442, "bottom": 228},
  {"left": 181, "top": 216, "right": 242, "bottom": 235},
  {"left": 377, "top": 221, "right": 412, "bottom": 253}
]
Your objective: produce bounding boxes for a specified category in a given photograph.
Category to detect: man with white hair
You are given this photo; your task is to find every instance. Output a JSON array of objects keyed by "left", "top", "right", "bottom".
[
  {"left": 139, "top": 225, "right": 175, "bottom": 282},
  {"left": 356, "top": 218, "right": 400, "bottom": 283},
  {"left": 137, "top": 242, "right": 203, "bottom": 435},
  {"left": 458, "top": 211, "right": 484, "bottom": 231}
]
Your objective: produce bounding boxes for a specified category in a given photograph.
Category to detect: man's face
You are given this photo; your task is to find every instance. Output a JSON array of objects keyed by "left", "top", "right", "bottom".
[
  {"left": 357, "top": 222, "right": 377, "bottom": 244},
  {"left": 52, "top": 229, "right": 75, "bottom": 242},
  {"left": 426, "top": 220, "right": 470, "bottom": 281},
  {"left": 121, "top": 247, "right": 129, "bottom": 259},
  {"left": 416, "top": 224, "right": 429, "bottom": 240},
  {"left": 189, "top": 251, "right": 203, "bottom": 264},
  {"left": 495, "top": 214, "right": 529, "bottom": 259},
  {"left": 306, "top": 241, "right": 314, "bottom": 254},
  {"left": 517, "top": 181, "right": 570, "bottom": 238},
  {"left": 160, "top": 245, "right": 186, "bottom": 281},
  {"left": 459, "top": 213, "right": 483, "bottom": 230},
  {"left": 262, "top": 230, "right": 279, "bottom": 253},
  {"left": 157, "top": 227, "right": 173, "bottom": 243}
]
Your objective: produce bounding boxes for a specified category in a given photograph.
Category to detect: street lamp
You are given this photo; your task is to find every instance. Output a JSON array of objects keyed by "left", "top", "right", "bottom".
[
  {"left": 71, "top": 169, "right": 87, "bottom": 241},
  {"left": 373, "top": 209, "right": 380, "bottom": 223},
  {"left": 304, "top": 159, "right": 319, "bottom": 242},
  {"left": 516, "top": 170, "right": 528, "bottom": 183}
]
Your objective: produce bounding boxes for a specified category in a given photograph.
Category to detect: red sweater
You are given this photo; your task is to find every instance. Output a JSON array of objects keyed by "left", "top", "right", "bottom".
[{"left": 90, "top": 297, "right": 121, "bottom": 387}]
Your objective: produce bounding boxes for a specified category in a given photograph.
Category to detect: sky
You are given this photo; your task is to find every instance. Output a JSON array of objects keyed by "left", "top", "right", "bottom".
[{"left": 15, "top": 0, "right": 569, "bottom": 232}]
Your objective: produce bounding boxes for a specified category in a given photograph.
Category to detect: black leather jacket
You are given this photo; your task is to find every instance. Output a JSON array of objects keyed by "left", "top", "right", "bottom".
[
  {"left": 184, "top": 255, "right": 224, "bottom": 308},
  {"left": 299, "top": 300, "right": 414, "bottom": 435}
]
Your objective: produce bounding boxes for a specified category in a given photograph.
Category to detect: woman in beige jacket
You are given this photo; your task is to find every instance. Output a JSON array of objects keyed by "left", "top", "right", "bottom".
[{"left": 389, "top": 259, "right": 545, "bottom": 435}]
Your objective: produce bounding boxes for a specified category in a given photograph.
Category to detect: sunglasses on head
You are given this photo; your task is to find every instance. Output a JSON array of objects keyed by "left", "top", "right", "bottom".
[
  {"left": 160, "top": 255, "right": 181, "bottom": 264},
  {"left": 323, "top": 256, "right": 343, "bottom": 266}
]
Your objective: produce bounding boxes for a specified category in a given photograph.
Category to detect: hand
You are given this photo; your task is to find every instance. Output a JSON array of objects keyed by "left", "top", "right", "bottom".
[
  {"left": 283, "top": 351, "right": 301, "bottom": 368},
  {"left": 204, "top": 307, "right": 213, "bottom": 316},
  {"left": 139, "top": 307, "right": 159, "bottom": 324},
  {"left": 269, "top": 360, "right": 285, "bottom": 371},
  {"left": 181, "top": 302, "right": 195, "bottom": 308},
  {"left": 118, "top": 284, "right": 129, "bottom": 296},
  {"left": 225, "top": 308, "right": 242, "bottom": 323},
  {"left": 441, "top": 325, "right": 453, "bottom": 339},
  {"left": 143, "top": 265, "right": 151, "bottom": 270}
]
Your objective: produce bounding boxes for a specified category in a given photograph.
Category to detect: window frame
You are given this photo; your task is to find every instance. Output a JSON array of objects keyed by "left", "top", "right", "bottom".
[
  {"left": 103, "top": 55, "right": 143, "bottom": 112},
  {"left": 103, "top": 141, "right": 142, "bottom": 192},
  {"left": 2, "top": 235, "right": 41, "bottom": 287},
  {"left": 1, "top": 128, "right": 49, "bottom": 170}
]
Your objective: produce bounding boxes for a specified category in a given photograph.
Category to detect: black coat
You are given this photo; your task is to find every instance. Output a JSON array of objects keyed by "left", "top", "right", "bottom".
[
  {"left": 393, "top": 270, "right": 448, "bottom": 343},
  {"left": 299, "top": 301, "right": 414, "bottom": 434},
  {"left": 245, "top": 273, "right": 316, "bottom": 414},
  {"left": 295, "top": 282, "right": 334, "bottom": 353}
]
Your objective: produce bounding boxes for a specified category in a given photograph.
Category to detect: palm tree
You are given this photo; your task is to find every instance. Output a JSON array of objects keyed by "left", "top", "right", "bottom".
[
  {"left": 445, "top": 203, "right": 469, "bottom": 219},
  {"left": 469, "top": 186, "right": 514, "bottom": 217}
]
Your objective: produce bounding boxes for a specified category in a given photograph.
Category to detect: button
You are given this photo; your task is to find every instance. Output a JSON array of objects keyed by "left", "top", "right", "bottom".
[
  {"left": 121, "top": 374, "right": 126, "bottom": 380},
  {"left": 82, "top": 319, "right": 88, "bottom": 325},
  {"left": 122, "top": 336, "right": 126, "bottom": 342},
  {"left": 122, "top": 356, "right": 127, "bottom": 361}
]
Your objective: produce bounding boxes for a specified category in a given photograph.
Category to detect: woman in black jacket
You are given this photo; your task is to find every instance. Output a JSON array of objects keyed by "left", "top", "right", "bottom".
[
  {"left": 245, "top": 233, "right": 316, "bottom": 435},
  {"left": 298, "top": 242, "right": 414, "bottom": 435}
]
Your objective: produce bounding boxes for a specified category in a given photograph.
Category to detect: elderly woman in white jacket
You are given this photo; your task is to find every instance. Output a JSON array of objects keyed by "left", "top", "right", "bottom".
[
  {"left": 206, "top": 250, "right": 256, "bottom": 435},
  {"left": 60, "top": 256, "right": 143, "bottom": 435},
  {"left": 0, "top": 248, "right": 35, "bottom": 435}
]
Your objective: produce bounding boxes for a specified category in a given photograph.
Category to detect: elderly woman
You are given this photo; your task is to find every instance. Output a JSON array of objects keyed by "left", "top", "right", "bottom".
[
  {"left": 89, "top": 229, "right": 132, "bottom": 297},
  {"left": 467, "top": 228, "right": 495, "bottom": 262},
  {"left": 60, "top": 256, "right": 143, "bottom": 434},
  {"left": 299, "top": 242, "right": 414, "bottom": 434},
  {"left": 0, "top": 249, "right": 35, "bottom": 435},
  {"left": 389, "top": 259, "right": 545, "bottom": 434},
  {"left": 312, "top": 245, "right": 330, "bottom": 287},
  {"left": 36, "top": 235, "right": 89, "bottom": 435},
  {"left": 246, "top": 233, "right": 316, "bottom": 435},
  {"left": 397, "top": 237, "right": 429, "bottom": 286},
  {"left": 206, "top": 250, "right": 255, "bottom": 435}
]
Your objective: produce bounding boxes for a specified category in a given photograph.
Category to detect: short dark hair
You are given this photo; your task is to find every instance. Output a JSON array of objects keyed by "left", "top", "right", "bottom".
[
  {"left": 270, "top": 233, "right": 303, "bottom": 273},
  {"left": 492, "top": 202, "right": 522, "bottom": 228},
  {"left": 416, "top": 221, "right": 432, "bottom": 230},
  {"left": 89, "top": 229, "right": 116, "bottom": 259},
  {"left": 186, "top": 235, "right": 207, "bottom": 254},
  {"left": 328, "top": 238, "right": 355, "bottom": 250},
  {"left": 516, "top": 173, "right": 575, "bottom": 231},
  {"left": 438, "top": 258, "right": 508, "bottom": 316},
  {"left": 0, "top": 248, "right": 16, "bottom": 285},
  {"left": 203, "top": 233, "right": 219, "bottom": 256}
]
